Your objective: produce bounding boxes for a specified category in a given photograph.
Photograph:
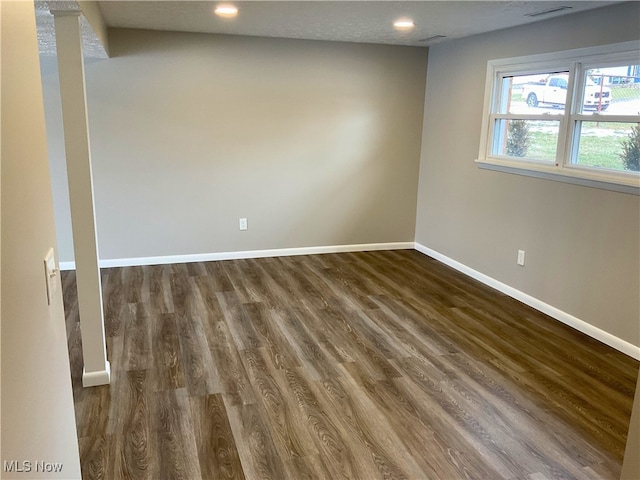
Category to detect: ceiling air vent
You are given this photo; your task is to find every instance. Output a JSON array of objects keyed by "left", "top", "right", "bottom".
[
  {"left": 418, "top": 35, "right": 447, "bottom": 44},
  {"left": 525, "top": 6, "right": 573, "bottom": 17}
]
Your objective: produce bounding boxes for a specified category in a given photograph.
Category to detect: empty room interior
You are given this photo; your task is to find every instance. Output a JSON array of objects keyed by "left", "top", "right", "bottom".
[{"left": 3, "top": 0, "right": 640, "bottom": 479}]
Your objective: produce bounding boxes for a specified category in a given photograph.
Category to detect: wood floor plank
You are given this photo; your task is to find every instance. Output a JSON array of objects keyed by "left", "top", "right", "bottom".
[
  {"left": 369, "top": 295, "right": 461, "bottom": 356},
  {"left": 258, "top": 259, "right": 330, "bottom": 310},
  {"left": 442, "top": 351, "right": 613, "bottom": 468},
  {"left": 175, "top": 311, "right": 221, "bottom": 397},
  {"left": 112, "top": 369, "right": 158, "bottom": 480},
  {"left": 205, "top": 318, "right": 257, "bottom": 406},
  {"left": 281, "top": 366, "right": 381, "bottom": 479},
  {"left": 225, "top": 401, "right": 289, "bottom": 480},
  {"left": 284, "top": 454, "right": 333, "bottom": 480},
  {"left": 148, "top": 265, "right": 175, "bottom": 315},
  {"left": 105, "top": 335, "right": 124, "bottom": 435},
  {"left": 347, "top": 308, "right": 409, "bottom": 360},
  {"left": 316, "top": 374, "right": 426, "bottom": 479},
  {"left": 150, "top": 313, "right": 185, "bottom": 392},
  {"left": 247, "top": 304, "right": 303, "bottom": 370},
  {"left": 319, "top": 305, "right": 404, "bottom": 381},
  {"left": 203, "top": 261, "right": 236, "bottom": 293},
  {"left": 217, "top": 292, "right": 264, "bottom": 351},
  {"left": 233, "top": 259, "right": 279, "bottom": 309},
  {"left": 76, "top": 384, "right": 111, "bottom": 439},
  {"left": 78, "top": 434, "right": 114, "bottom": 480},
  {"left": 241, "top": 347, "right": 318, "bottom": 460},
  {"left": 254, "top": 260, "right": 300, "bottom": 304},
  {"left": 302, "top": 260, "right": 379, "bottom": 312},
  {"left": 103, "top": 267, "right": 125, "bottom": 337},
  {"left": 65, "top": 306, "right": 84, "bottom": 395},
  {"left": 154, "top": 388, "right": 202, "bottom": 480},
  {"left": 192, "top": 275, "right": 227, "bottom": 324},
  {"left": 190, "top": 393, "right": 246, "bottom": 480},
  {"left": 125, "top": 266, "right": 148, "bottom": 304},
  {"left": 249, "top": 259, "right": 302, "bottom": 309},
  {"left": 123, "top": 303, "right": 154, "bottom": 372},
  {"left": 218, "top": 262, "right": 254, "bottom": 304},
  {"left": 270, "top": 308, "right": 342, "bottom": 380},
  {"left": 61, "top": 250, "right": 638, "bottom": 480},
  {"left": 391, "top": 370, "right": 521, "bottom": 478},
  {"left": 343, "top": 361, "right": 493, "bottom": 480},
  {"left": 62, "top": 269, "right": 78, "bottom": 312},
  {"left": 186, "top": 261, "right": 208, "bottom": 277}
]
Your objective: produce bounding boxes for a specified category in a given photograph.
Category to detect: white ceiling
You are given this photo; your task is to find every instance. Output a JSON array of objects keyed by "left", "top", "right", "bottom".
[{"left": 96, "top": 1, "right": 622, "bottom": 48}]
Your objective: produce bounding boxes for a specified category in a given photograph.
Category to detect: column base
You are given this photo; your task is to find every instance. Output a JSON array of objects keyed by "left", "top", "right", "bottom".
[{"left": 82, "top": 361, "right": 111, "bottom": 387}]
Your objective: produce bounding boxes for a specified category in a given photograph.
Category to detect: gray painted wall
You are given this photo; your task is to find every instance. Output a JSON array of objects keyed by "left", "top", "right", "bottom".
[
  {"left": 1, "top": 1, "right": 81, "bottom": 477},
  {"left": 40, "top": 4, "right": 638, "bottom": 348},
  {"left": 41, "top": 30, "right": 427, "bottom": 262},
  {"left": 415, "top": 2, "right": 640, "bottom": 347}
]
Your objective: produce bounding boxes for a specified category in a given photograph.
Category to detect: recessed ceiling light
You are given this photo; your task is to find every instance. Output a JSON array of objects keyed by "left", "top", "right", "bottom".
[
  {"left": 393, "top": 19, "right": 415, "bottom": 30},
  {"left": 215, "top": 5, "right": 238, "bottom": 17}
]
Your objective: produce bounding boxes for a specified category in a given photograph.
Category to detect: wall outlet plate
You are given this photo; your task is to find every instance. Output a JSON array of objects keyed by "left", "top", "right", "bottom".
[
  {"left": 44, "top": 248, "right": 57, "bottom": 305},
  {"left": 239, "top": 218, "right": 248, "bottom": 231},
  {"left": 517, "top": 249, "right": 526, "bottom": 266}
]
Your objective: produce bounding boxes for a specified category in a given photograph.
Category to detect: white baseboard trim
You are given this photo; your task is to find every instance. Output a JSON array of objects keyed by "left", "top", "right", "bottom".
[
  {"left": 61, "top": 241, "right": 638, "bottom": 359},
  {"left": 59, "top": 242, "right": 414, "bottom": 271},
  {"left": 414, "top": 243, "right": 640, "bottom": 360},
  {"left": 59, "top": 261, "right": 76, "bottom": 271},
  {"left": 82, "top": 361, "right": 111, "bottom": 387}
]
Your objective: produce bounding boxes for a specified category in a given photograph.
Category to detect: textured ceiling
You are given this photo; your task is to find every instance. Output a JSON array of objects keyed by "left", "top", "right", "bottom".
[
  {"left": 34, "top": 0, "right": 623, "bottom": 58},
  {"left": 36, "top": 1, "right": 108, "bottom": 58},
  {"left": 97, "top": 1, "right": 621, "bottom": 48}
]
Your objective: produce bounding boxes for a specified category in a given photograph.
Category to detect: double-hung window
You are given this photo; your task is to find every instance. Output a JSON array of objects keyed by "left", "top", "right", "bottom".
[{"left": 477, "top": 41, "right": 640, "bottom": 194}]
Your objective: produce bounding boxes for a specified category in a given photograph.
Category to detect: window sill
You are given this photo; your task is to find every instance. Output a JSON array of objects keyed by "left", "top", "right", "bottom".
[{"left": 476, "top": 158, "right": 640, "bottom": 196}]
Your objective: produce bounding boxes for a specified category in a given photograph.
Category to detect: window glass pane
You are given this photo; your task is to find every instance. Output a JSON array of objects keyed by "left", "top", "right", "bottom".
[
  {"left": 492, "top": 119, "right": 559, "bottom": 161},
  {"left": 574, "top": 122, "right": 640, "bottom": 172},
  {"left": 580, "top": 65, "right": 640, "bottom": 115},
  {"left": 499, "top": 71, "right": 569, "bottom": 115}
]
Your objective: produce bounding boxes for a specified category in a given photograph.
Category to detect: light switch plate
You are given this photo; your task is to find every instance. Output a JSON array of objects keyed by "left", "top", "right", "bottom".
[{"left": 44, "top": 248, "right": 57, "bottom": 305}]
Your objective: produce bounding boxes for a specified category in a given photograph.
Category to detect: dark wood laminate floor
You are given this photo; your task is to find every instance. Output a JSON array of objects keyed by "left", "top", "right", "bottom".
[{"left": 62, "top": 250, "right": 639, "bottom": 480}]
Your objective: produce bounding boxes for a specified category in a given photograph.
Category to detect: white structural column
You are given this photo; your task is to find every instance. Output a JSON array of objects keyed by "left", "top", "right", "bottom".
[{"left": 52, "top": 10, "right": 110, "bottom": 387}]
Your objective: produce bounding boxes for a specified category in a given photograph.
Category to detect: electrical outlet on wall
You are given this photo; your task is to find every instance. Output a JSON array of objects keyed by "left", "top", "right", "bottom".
[
  {"left": 44, "top": 247, "right": 58, "bottom": 305},
  {"left": 239, "top": 218, "right": 248, "bottom": 231},
  {"left": 517, "top": 249, "right": 526, "bottom": 266}
]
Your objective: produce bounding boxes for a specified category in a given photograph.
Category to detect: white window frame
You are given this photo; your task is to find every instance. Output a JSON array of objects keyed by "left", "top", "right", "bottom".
[{"left": 476, "top": 41, "right": 640, "bottom": 195}]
